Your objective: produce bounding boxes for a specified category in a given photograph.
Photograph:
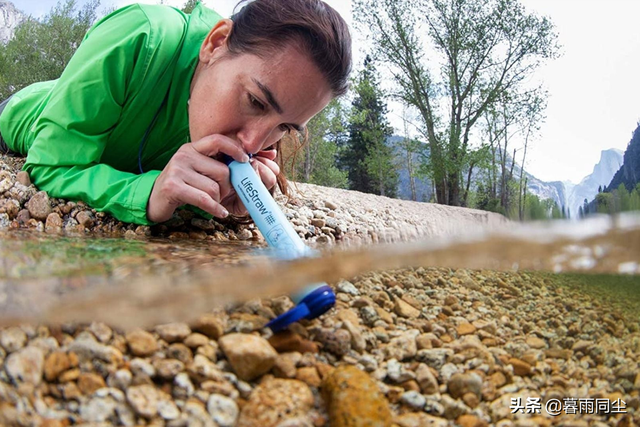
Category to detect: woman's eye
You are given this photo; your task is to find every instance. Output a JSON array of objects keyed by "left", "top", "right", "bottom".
[{"left": 249, "top": 94, "right": 265, "bottom": 111}]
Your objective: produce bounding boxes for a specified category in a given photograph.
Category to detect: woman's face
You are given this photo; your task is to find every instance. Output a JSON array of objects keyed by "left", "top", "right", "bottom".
[{"left": 189, "top": 20, "right": 334, "bottom": 156}]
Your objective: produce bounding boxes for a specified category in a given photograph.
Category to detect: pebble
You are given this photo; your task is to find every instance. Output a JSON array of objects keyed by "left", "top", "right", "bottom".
[
  {"left": 0, "top": 327, "right": 28, "bottom": 353},
  {"left": 508, "top": 357, "right": 533, "bottom": 376},
  {"left": 237, "top": 378, "right": 313, "bottom": 427},
  {"left": 125, "top": 329, "right": 158, "bottom": 357},
  {"left": 342, "top": 320, "right": 366, "bottom": 353},
  {"left": 315, "top": 328, "right": 351, "bottom": 356},
  {"left": 207, "top": 393, "right": 239, "bottom": 427},
  {"left": 400, "top": 390, "right": 426, "bottom": 410},
  {"left": 5, "top": 346, "right": 45, "bottom": 385},
  {"left": 322, "top": 365, "right": 392, "bottom": 426},
  {"left": 184, "top": 332, "right": 209, "bottom": 348},
  {"left": 394, "top": 298, "right": 421, "bottom": 319},
  {"left": 447, "top": 372, "right": 483, "bottom": 399},
  {"left": 155, "top": 322, "right": 191, "bottom": 343},
  {"left": 154, "top": 359, "right": 185, "bottom": 380},
  {"left": 218, "top": 333, "right": 277, "bottom": 381},
  {"left": 187, "top": 354, "right": 225, "bottom": 382},
  {"left": 416, "top": 348, "right": 453, "bottom": 370},
  {"left": 173, "top": 372, "right": 195, "bottom": 399},
  {"left": 126, "top": 384, "right": 166, "bottom": 418},
  {"left": 385, "top": 330, "right": 418, "bottom": 360},
  {"left": 337, "top": 280, "right": 359, "bottom": 296},
  {"left": 107, "top": 369, "right": 132, "bottom": 391},
  {"left": 415, "top": 363, "right": 439, "bottom": 394},
  {"left": 43, "top": 351, "right": 70, "bottom": 381},
  {"left": 526, "top": 336, "right": 547, "bottom": 349},
  {"left": 78, "top": 372, "right": 106, "bottom": 395},
  {"left": 79, "top": 394, "right": 119, "bottom": 423},
  {"left": 25, "top": 191, "right": 52, "bottom": 220},
  {"left": 76, "top": 211, "right": 94, "bottom": 228},
  {"left": 296, "top": 366, "right": 322, "bottom": 387},
  {"left": 45, "top": 212, "right": 63, "bottom": 230},
  {"left": 192, "top": 313, "right": 226, "bottom": 340},
  {"left": 268, "top": 331, "right": 319, "bottom": 354},
  {"left": 89, "top": 322, "right": 113, "bottom": 343},
  {"left": 16, "top": 171, "right": 30, "bottom": 186}
]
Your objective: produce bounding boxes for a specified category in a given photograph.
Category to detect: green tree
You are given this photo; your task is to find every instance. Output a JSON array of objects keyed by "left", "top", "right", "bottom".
[
  {"left": 523, "top": 192, "right": 546, "bottom": 220},
  {"left": 364, "top": 138, "right": 398, "bottom": 197},
  {"left": 0, "top": 0, "right": 101, "bottom": 100},
  {"left": 342, "top": 56, "right": 396, "bottom": 196},
  {"left": 181, "top": 0, "right": 198, "bottom": 14},
  {"left": 353, "top": 0, "right": 559, "bottom": 206},
  {"left": 596, "top": 192, "right": 613, "bottom": 214},
  {"left": 616, "top": 183, "right": 631, "bottom": 212},
  {"left": 302, "top": 99, "right": 349, "bottom": 188},
  {"left": 630, "top": 186, "right": 640, "bottom": 211}
]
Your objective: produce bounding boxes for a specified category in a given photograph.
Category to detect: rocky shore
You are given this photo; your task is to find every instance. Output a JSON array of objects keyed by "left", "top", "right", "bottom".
[
  {"left": 0, "top": 155, "right": 639, "bottom": 426},
  {"left": 0, "top": 156, "right": 506, "bottom": 245}
]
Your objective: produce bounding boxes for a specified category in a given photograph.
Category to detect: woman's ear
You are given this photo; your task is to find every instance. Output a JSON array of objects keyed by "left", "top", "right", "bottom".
[{"left": 199, "top": 19, "right": 233, "bottom": 64}]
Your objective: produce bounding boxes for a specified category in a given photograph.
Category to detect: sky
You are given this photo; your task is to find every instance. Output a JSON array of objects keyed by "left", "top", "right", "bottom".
[{"left": 12, "top": 0, "right": 640, "bottom": 184}]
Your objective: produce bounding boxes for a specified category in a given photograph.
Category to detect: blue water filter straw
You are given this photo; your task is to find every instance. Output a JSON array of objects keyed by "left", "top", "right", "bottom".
[{"left": 224, "top": 155, "right": 336, "bottom": 332}]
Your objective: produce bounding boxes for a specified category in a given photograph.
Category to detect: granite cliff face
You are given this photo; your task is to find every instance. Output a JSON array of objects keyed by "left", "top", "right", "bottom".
[
  {"left": 0, "top": 1, "right": 22, "bottom": 44},
  {"left": 567, "top": 148, "right": 624, "bottom": 217}
]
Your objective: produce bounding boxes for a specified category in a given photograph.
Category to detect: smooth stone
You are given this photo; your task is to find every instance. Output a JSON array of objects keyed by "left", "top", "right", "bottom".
[
  {"left": 207, "top": 393, "right": 239, "bottom": 427},
  {"left": 125, "top": 329, "right": 158, "bottom": 357},
  {"left": 0, "top": 327, "right": 28, "bottom": 353},
  {"left": 5, "top": 346, "right": 45, "bottom": 385},
  {"left": 218, "top": 334, "right": 277, "bottom": 381},
  {"left": 155, "top": 323, "right": 191, "bottom": 343}
]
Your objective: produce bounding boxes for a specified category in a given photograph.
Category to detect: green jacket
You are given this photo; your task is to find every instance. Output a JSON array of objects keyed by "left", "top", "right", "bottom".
[{"left": 0, "top": 3, "right": 222, "bottom": 225}]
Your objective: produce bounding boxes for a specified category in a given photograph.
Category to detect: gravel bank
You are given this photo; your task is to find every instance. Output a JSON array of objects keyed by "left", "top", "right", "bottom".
[{"left": 0, "top": 156, "right": 506, "bottom": 245}]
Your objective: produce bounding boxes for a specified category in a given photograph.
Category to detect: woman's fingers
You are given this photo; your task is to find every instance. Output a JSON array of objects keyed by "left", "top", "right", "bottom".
[
  {"left": 174, "top": 184, "right": 229, "bottom": 219},
  {"left": 251, "top": 157, "right": 279, "bottom": 190},
  {"left": 191, "top": 134, "right": 249, "bottom": 163}
]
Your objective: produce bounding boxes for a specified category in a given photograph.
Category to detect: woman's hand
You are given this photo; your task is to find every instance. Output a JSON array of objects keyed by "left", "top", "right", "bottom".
[
  {"left": 147, "top": 135, "right": 280, "bottom": 223},
  {"left": 220, "top": 147, "right": 281, "bottom": 217}
]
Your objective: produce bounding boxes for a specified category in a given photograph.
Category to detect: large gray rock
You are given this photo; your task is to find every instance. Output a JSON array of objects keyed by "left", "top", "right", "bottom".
[{"left": 0, "top": 1, "right": 22, "bottom": 44}]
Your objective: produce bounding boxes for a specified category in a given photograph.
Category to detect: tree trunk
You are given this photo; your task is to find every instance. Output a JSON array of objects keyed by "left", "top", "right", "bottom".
[
  {"left": 463, "top": 161, "right": 475, "bottom": 207},
  {"left": 518, "top": 130, "right": 530, "bottom": 221}
]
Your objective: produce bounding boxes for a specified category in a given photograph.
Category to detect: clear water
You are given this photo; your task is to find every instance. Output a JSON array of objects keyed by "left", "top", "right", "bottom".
[{"left": 0, "top": 213, "right": 638, "bottom": 329}]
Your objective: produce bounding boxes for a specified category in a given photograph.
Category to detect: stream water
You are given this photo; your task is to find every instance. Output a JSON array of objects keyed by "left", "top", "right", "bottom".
[{"left": 0, "top": 213, "right": 638, "bottom": 329}]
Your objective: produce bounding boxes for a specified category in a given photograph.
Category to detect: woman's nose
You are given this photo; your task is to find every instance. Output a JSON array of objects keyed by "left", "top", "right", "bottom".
[{"left": 239, "top": 125, "right": 284, "bottom": 155}]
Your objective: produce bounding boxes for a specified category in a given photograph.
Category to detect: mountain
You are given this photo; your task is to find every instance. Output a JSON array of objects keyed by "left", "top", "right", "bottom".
[
  {"left": 0, "top": 1, "right": 22, "bottom": 44},
  {"left": 390, "top": 134, "right": 622, "bottom": 218},
  {"left": 567, "top": 148, "right": 624, "bottom": 216},
  {"left": 606, "top": 125, "right": 640, "bottom": 192},
  {"left": 523, "top": 174, "right": 567, "bottom": 213}
]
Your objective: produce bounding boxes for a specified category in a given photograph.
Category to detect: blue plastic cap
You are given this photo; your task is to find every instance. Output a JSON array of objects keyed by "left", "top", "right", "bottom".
[{"left": 266, "top": 285, "right": 336, "bottom": 332}]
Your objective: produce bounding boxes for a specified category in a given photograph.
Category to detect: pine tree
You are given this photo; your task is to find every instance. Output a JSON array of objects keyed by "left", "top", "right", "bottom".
[{"left": 342, "top": 56, "right": 396, "bottom": 195}]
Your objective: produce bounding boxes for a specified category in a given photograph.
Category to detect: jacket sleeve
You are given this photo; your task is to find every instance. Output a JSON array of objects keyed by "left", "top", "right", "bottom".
[{"left": 23, "top": 5, "right": 163, "bottom": 225}]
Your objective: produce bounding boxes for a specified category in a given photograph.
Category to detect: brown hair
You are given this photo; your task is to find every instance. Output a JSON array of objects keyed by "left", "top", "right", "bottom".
[
  {"left": 229, "top": 0, "right": 352, "bottom": 97},
  {"left": 227, "top": 0, "right": 352, "bottom": 207}
]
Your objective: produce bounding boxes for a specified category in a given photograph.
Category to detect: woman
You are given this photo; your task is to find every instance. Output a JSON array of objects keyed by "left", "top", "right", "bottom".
[{"left": 0, "top": 0, "right": 351, "bottom": 225}]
